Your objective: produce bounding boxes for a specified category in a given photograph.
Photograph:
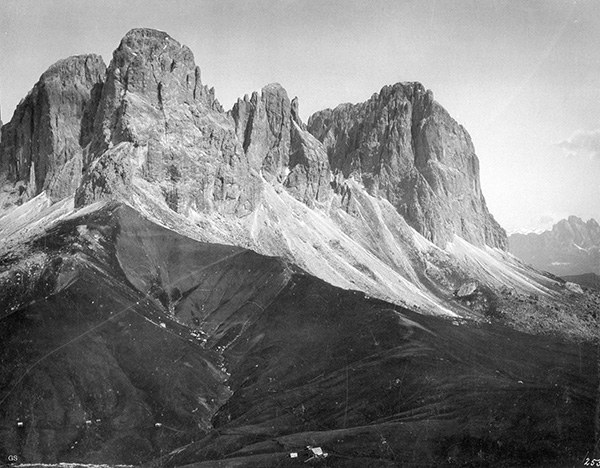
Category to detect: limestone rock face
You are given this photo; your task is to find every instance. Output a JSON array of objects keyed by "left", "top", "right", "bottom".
[
  {"left": 0, "top": 55, "right": 106, "bottom": 200},
  {"left": 76, "top": 28, "right": 258, "bottom": 215},
  {"left": 231, "top": 83, "right": 291, "bottom": 180},
  {"left": 285, "top": 121, "right": 331, "bottom": 206},
  {"left": 308, "top": 82, "right": 506, "bottom": 249},
  {"left": 231, "top": 84, "right": 331, "bottom": 205}
]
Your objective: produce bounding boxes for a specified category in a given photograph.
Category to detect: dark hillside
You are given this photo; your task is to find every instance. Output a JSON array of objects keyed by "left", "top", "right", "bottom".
[{"left": 0, "top": 205, "right": 596, "bottom": 466}]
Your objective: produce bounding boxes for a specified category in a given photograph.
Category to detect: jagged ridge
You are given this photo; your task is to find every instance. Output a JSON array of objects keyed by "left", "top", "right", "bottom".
[
  {"left": 0, "top": 27, "right": 586, "bottom": 321},
  {"left": 308, "top": 82, "right": 506, "bottom": 249},
  {"left": 0, "top": 55, "right": 105, "bottom": 204},
  {"left": 1, "top": 28, "right": 502, "bottom": 252}
]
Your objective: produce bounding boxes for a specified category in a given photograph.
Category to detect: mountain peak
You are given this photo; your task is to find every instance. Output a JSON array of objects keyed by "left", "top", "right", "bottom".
[
  {"left": 115, "top": 27, "right": 195, "bottom": 68},
  {"left": 262, "top": 82, "right": 286, "bottom": 93},
  {"left": 40, "top": 54, "right": 105, "bottom": 82},
  {"left": 0, "top": 53, "right": 105, "bottom": 205},
  {"left": 566, "top": 215, "right": 585, "bottom": 225},
  {"left": 0, "top": 29, "right": 507, "bottom": 252},
  {"left": 587, "top": 218, "right": 600, "bottom": 228},
  {"left": 76, "top": 29, "right": 251, "bottom": 212},
  {"left": 124, "top": 27, "right": 173, "bottom": 40},
  {"left": 382, "top": 81, "right": 431, "bottom": 98},
  {"left": 107, "top": 27, "right": 198, "bottom": 102},
  {"left": 307, "top": 80, "right": 505, "bottom": 249}
]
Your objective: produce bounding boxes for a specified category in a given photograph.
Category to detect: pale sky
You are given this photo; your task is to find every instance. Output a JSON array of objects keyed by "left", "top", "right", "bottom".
[{"left": 2, "top": 0, "right": 600, "bottom": 233}]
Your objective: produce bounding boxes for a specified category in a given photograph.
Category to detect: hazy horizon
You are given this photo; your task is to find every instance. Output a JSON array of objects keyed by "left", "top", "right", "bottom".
[{"left": 2, "top": 0, "right": 599, "bottom": 233}]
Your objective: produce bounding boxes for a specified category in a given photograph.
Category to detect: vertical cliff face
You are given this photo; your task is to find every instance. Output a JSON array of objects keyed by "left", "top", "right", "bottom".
[
  {"left": 0, "top": 55, "right": 106, "bottom": 201},
  {"left": 0, "top": 31, "right": 502, "bottom": 252},
  {"left": 231, "top": 85, "right": 332, "bottom": 206},
  {"left": 0, "top": 29, "right": 332, "bottom": 218},
  {"left": 308, "top": 82, "right": 506, "bottom": 249},
  {"left": 286, "top": 119, "right": 332, "bottom": 206},
  {"left": 0, "top": 28, "right": 514, "bottom": 317},
  {"left": 76, "top": 28, "right": 259, "bottom": 216},
  {"left": 230, "top": 84, "right": 292, "bottom": 180},
  {"left": 0, "top": 28, "right": 512, "bottom": 310}
]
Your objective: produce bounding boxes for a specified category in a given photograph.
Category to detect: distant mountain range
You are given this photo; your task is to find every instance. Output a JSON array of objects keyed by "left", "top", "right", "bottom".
[{"left": 509, "top": 216, "right": 600, "bottom": 276}]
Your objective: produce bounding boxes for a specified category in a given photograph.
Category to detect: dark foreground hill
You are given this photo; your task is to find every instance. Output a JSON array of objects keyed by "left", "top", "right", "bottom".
[{"left": 0, "top": 205, "right": 596, "bottom": 466}]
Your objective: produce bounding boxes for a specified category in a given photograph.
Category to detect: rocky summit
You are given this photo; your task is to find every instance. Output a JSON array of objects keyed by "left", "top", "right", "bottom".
[
  {"left": 76, "top": 28, "right": 259, "bottom": 216},
  {"left": 308, "top": 83, "right": 506, "bottom": 249},
  {"left": 1, "top": 29, "right": 503, "bottom": 252},
  {"left": 0, "top": 29, "right": 524, "bottom": 317},
  {"left": 0, "top": 28, "right": 598, "bottom": 466},
  {"left": 230, "top": 84, "right": 332, "bottom": 206},
  {"left": 0, "top": 55, "right": 105, "bottom": 204}
]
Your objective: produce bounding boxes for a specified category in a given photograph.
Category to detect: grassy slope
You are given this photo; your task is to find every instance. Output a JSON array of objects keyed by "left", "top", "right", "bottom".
[{"left": 0, "top": 204, "right": 597, "bottom": 467}]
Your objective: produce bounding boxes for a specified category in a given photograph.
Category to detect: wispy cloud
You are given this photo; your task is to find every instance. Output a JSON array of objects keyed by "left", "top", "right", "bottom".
[{"left": 558, "top": 128, "right": 600, "bottom": 158}]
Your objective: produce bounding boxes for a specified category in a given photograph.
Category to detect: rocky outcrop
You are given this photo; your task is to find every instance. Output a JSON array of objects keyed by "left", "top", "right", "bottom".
[
  {"left": 230, "top": 84, "right": 291, "bottom": 180},
  {"left": 1, "top": 30, "right": 502, "bottom": 249},
  {"left": 285, "top": 120, "right": 331, "bottom": 206},
  {"left": 76, "top": 28, "right": 258, "bottom": 215},
  {"left": 308, "top": 82, "right": 506, "bottom": 249},
  {"left": 0, "top": 28, "right": 518, "bottom": 315},
  {"left": 0, "top": 55, "right": 105, "bottom": 200},
  {"left": 509, "top": 216, "right": 600, "bottom": 276},
  {"left": 0, "top": 29, "right": 331, "bottom": 219},
  {"left": 455, "top": 281, "right": 478, "bottom": 298},
  {"left": 231, "top": 85, "right": 332, "bottom": 205}
]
